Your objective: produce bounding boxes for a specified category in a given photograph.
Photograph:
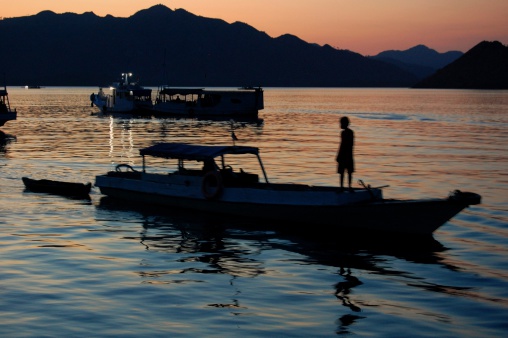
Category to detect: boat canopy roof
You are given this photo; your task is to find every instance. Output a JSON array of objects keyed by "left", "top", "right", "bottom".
[
  {"left": 159, "top": 88, "right": 204, "bottom": 96},
  {"left": 140, "top": 143, "right": 259, "bottom": 161}
]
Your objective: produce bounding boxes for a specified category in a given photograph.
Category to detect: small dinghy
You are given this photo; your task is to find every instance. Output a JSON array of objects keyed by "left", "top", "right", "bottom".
[{"left": 22, "top": 177, "right": 92, "bottom": 198}]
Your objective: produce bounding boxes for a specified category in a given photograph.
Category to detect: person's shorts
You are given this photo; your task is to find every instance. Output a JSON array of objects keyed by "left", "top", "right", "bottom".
[{"left": 338, "top": 161, "right": 354, "bottom": 174}]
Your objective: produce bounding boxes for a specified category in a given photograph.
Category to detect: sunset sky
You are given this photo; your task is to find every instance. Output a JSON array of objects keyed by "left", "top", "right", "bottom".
[{"left": 2, "top": 0, "right": 507, "bottom": 55}]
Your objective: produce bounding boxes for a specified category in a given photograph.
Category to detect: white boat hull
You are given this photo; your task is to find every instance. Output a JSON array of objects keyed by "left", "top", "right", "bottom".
[
  {"left": 92, "top": 96, "right": 153, "bottom": 113},
  {"left": 95, "top": 173, "right": 476, "bottom": 235}
]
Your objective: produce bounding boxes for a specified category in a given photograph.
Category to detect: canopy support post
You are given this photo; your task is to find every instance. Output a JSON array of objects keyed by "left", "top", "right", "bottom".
[{"left": 256, "top": 154, "right": 269, "bottom": 184}]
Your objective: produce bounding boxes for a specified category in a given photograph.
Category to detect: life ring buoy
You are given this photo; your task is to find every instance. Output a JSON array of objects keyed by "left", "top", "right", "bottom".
[{"left": 201, "top": 171, "right": 223, "bottom": 200}]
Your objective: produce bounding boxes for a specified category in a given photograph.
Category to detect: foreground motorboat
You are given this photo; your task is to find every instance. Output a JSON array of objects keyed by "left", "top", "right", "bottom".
[
  {"left": 90, "top": 73, "right": 153, "bottom": 113},
  {"left": 95, "top": 142, "right": 481, "bottom": 235},
  {"left": 0, "top": 84, "right": 17, "bottom": 126},
  {"left": 152, "top": 86, "right": 263, "bottom": 118}
]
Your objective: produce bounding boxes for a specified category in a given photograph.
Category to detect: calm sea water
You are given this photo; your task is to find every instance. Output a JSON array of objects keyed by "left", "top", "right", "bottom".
[{"left": 1, "top": 87, "right": 507, "bottom": 337}]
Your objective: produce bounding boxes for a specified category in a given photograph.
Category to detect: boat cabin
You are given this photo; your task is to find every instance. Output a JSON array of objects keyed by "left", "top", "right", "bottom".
[
  {"left": 139, "top": 143, "right": 267, "bottom": 187},
  {"left": 0, "top": 86, "right": 17, "bottom": 126},
  {"left": 108, "top": 73, "right": 152, "bottom": 106},
  {"left": 0, "top": 89, "right": 12, "bottom": 112},
  {"left": 155, "top": 88, "right": 203, "bottom": 108}
]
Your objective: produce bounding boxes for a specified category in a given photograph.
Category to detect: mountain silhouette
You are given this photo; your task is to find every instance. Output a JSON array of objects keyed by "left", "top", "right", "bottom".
[
  {"left": 0, "top": 5, "right": 418, "bottom": 87},
  {"left": 370, "top": 45, "right": 463, "bottom": 80},
  {"left": 414, "top": 41, "right": 508, "bottom": 89}
]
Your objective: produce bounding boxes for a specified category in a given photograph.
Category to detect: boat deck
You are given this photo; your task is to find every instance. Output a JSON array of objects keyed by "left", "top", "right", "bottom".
[{"left": 105, "top": 170, "right": 368, "bottom": 192}]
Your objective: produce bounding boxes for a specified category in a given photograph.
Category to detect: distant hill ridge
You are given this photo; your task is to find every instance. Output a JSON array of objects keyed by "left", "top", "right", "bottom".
[
  {"left": 0, "top": 5, "right": 413, "bottom": 87},
  {"left": 414, "top": 41, "right": 508, "bottom": 89},
  {"left": 373, "top": 45, "right": 463, "bottom": 69},
  {"left": 0, "top": 5, "right": 503, "bottom": 88},
  {"left": 370, "top": 45, "right": 463, "bottom": 80}
]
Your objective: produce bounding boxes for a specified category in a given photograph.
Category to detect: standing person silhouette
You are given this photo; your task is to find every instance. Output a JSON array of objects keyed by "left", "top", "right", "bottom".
[{"left": 336, "top": 116, "right": 354, "bottom": 191}]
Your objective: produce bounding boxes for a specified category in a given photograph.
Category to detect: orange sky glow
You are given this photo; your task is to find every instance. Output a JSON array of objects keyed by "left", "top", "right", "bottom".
[{"left": 2, "top": 0, "right": 507, "bottom": 55}]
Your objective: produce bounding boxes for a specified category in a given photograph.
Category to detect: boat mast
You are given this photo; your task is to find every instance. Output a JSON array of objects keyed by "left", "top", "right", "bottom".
[
  {"left": 157, "top": 49, "right": 169, "bottom": 97},
  {"left": 122, "top": 72, "right": 132, "bottom": 86}
]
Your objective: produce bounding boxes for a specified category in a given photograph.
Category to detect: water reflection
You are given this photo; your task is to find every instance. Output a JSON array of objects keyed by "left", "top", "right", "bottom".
[
  {"left": 94, "top": 109, "right": 265, "bottom": 125},
  {"left": 96, "top": 198, "right": 456, "bottom": 273},
  {"left": 95, "top": 198, "right": 469, "bottom": 333},
  {"left": 102, "top": 114, "right": 265, "bottom": 168},
  {"left": 98, "top": 198, "right": 267, "bottom": 281},
  {"left": 336, "top": 314, "right": 365, "bottom": 335},
  {"left": 2, "top": 87, "right": 506, "bottom": 336},
  {"left": 334, "top": 268, "right": 364, "bottom": 334},
  {"left": 108, "top": 116, "right": 135, "bottom": 165},
  {"left": 138, "top": 219, "right": 265, "bottom": 279},
  {"left": 334, "top": 267, "right": 363, "bottom": 313}
]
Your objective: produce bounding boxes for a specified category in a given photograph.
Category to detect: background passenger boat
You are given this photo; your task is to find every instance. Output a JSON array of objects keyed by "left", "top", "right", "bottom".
[{"left": 152, "top": 86, "right": 263, "bottom": 118}]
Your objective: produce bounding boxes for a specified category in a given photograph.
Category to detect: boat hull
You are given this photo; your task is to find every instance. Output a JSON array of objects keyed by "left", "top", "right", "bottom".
[
  {"left": 92, "top": 96, "right": 153, "bottom": 113},
  {"left": 95, "top": 174, "right": 477, "bottom": 235},
  {"left": 22, "top": 177, "right": 91, "bottom": 198},
  {"left": 0, "top": 112, "right": 17, "bottom": 126}
]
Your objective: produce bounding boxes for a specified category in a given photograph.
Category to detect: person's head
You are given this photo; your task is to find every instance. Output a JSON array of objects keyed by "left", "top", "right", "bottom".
[{"left": 340, "top": 116, "right": 350, "bottom": 129}]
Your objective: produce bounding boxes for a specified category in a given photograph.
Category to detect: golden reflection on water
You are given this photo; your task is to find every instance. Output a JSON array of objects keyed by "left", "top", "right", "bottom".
[{"left": 108, "top": 117, "right": 136, "bottom": 165}]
